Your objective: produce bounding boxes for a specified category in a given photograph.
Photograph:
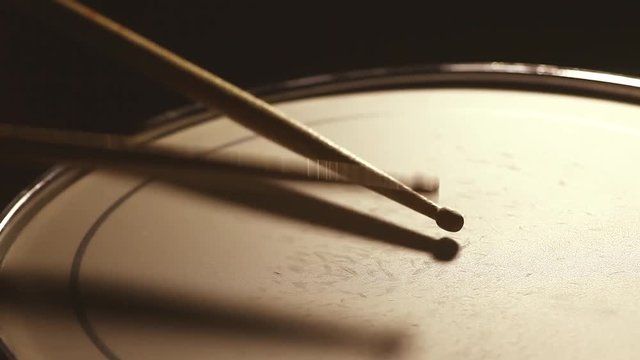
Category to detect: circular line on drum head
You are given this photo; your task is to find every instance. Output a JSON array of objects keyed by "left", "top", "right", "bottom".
[
  {"left": 68, "top": 113, "right": 382, "bottom": 359},
  {"left": 70, "top": 180, "right": 152, "bottom": 360}
]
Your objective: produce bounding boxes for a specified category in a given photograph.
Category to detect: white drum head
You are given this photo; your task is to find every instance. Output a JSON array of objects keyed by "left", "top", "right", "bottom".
[{"left": 2, "top": 64, "right": 640, "bottom": 359}]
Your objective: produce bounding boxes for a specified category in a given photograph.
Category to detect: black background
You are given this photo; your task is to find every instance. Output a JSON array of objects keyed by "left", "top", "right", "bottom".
[{"left": 0, "top": 1, "right": 639, "bottom": 207}]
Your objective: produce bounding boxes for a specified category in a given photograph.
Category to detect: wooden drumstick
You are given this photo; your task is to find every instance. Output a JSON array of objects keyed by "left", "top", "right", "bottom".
[
  {"left": 14, "top": 0, "right": 463, "bottom": 231},
  {"left": 0, "top": 125, "right": 439, "bottom": 193}
]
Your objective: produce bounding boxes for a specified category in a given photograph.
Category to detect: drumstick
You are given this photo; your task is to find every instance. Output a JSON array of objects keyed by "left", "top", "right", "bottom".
[
  {"left": 0, "top": 126, "right": 439, "bottom": 193},
  {"left": 16, "top": 0, "right": 463, "bottom": 231}
]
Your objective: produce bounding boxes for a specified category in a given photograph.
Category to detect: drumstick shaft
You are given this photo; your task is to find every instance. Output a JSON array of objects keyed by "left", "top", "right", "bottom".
[
  {"left": 16, "top": 0, "right": 463, "bottom": 231},
  {"left": 0, "top": 127, "right": 438, "bottom": 192}
]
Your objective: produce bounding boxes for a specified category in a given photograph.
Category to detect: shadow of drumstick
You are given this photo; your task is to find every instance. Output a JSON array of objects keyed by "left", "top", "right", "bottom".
[
  {"left": 0, "top": 270, "right": 405, "bottom": 358},
  {"left": 0, "top": 177, "right": 456, "bottom": 359},
  {"left": 173, "top": 176, "right": 459, "bottom": 261}
]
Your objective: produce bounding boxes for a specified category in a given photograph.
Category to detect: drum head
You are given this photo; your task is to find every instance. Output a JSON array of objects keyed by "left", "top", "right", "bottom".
[{"left": 2, "top": 64, "right": 640, "bottom": 359}]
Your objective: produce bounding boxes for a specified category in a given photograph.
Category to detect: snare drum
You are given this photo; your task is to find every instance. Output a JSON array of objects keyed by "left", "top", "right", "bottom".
[{"left": 2, "top": 63, "right": 640, "bottom": 359}]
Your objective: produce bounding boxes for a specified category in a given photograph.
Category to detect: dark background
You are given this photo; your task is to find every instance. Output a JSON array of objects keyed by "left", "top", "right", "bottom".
[{"left": 0, "top": 1, "right": 639, "bottom": 207}]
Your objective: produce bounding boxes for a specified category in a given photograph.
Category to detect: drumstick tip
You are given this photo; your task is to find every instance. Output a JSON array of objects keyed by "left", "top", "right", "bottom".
[{"left": 436, "top": 207, "right": 464, "bottom": 232}]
